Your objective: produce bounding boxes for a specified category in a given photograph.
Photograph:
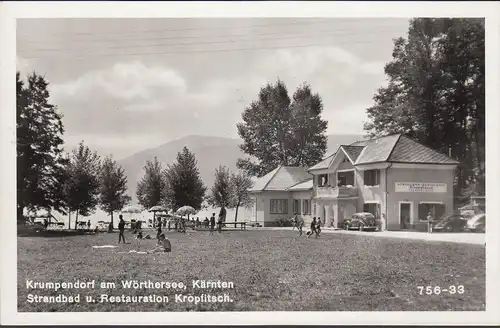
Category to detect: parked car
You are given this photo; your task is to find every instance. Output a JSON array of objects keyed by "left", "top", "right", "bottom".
[
  {"left": 249, "top": 222, "right": 262, "bottom": 228},
  {"left": 432, "top": 214, "right": 467, "bottom": 232},
  {"left": 466, "top": 213, "right": 485, "bottom": 232},
  {"left": 343, "top": 212, "right": 378, "bottom": 231}
]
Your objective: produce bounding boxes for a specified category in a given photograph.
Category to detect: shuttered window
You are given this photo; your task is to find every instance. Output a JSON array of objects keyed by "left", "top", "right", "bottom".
[
  {"left": 293, "top": 199, "right": 301, "bottom": 214},
  {"left": 303, "top": 199, "right": 311, "bottom": 214},
  {"left": 364, "top": 170, "right": 380, "bottom": 186},
  {"left": 270, "top": 199, "right": 288, "bottom": 214}
]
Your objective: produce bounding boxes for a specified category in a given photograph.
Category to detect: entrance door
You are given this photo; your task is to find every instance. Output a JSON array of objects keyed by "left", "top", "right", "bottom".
[{"left": 400, "top": 202, "right": 411, "bottom": 229}]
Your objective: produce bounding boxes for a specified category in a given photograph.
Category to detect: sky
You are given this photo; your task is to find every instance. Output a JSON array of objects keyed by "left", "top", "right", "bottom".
[{"left": 17, "top": 18, "right": 410, "bottom": 160}]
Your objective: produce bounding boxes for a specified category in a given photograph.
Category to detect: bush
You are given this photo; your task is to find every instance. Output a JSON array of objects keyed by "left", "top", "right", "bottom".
[{"left": 277, "top": 217, "right": 293, "bottom": 227}]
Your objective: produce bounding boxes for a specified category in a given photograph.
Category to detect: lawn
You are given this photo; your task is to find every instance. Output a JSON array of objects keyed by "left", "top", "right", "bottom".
[{"left": 17, "top": 229, "right": 485, "bottom": 312}]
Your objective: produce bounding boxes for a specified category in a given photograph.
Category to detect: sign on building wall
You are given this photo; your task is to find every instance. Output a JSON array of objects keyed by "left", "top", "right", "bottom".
[{"left": 395, "top": 182, "right": 447, "bottom": 193}]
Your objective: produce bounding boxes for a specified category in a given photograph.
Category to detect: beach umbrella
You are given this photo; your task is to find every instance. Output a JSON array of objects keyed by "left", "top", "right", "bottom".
[
  {"left": 148, "top": 206, "right": 166, "bottom": 225},
  {"left": 148, "top": 205, "right": 166, "bottom": 212},
  {"left": 176, "top": 206, "right": 196, "bottom": 218},
  {"left": 121, "top": 205, "right": 142, "bottom": 214}
]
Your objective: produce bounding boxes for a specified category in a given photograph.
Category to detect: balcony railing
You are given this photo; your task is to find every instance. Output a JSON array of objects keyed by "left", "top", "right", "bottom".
[{"left": 316, "top": 186, "right": 358, "bottom": 198}]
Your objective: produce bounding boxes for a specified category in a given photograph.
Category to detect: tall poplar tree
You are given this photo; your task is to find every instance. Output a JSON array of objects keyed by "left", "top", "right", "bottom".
[{"left": 237, "top": 80, "right": 328, "bottom": 177}]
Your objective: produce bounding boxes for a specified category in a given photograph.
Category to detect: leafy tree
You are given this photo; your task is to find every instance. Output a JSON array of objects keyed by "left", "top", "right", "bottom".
[
  {"left": 237, "top": 80, "right": 328, "bottom": 177},
  {"left": 229, "top": 172, "right": 254, "bottom": 222},
  {"left": 17, "top": 71, "right": 67, "bottom": 221},
  {"left": 99, "top": 156, "right": 131, "bottom": 229},
  {"left": 207, "top": 165, "right": 233, "bottom": 208},
  {"left": 136, "top": 157, "right": 165, "bottom": 210},
  {"left": 63, "top": 142, "right": 101, "bottom": 229},
  {"left": 364, "top": 18, "right": 485, "bottom": 198},
  {"left": 164, "top": 147, "right": 206, "bottom": 211}
]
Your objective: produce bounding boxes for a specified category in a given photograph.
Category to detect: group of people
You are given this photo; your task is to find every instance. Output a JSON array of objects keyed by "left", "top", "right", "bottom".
[
  {"left": 117, "top": 215, "right": 171, "bottom": 253},
  {"left": 292, "top": 215, "right": 322, "bottom": 238}
]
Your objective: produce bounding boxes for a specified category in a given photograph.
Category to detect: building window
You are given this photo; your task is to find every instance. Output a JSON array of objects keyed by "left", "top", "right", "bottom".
[
  {"left": 293, "top": 199, "right": 302, "bottom": 214},
  {"left": 364, "top": 170, "right": 380, "bottom": 186},
  {"left": 363, "top": 203, "right": 380, "bottom": 219},
  {"left": 270, "top": 199, "right": 288, "bottom": 214},
  {"left": 318, "top": 174, "right": 328, "bottom": 187},
  {"left": 303, "top": 199, "right": 311, "bottom": 214},
  {"left": 337, "top": 171, "right": 355, "bottom": 187},
  {"left": 418, "top": 203, "right": 445, "bottom": 221}
]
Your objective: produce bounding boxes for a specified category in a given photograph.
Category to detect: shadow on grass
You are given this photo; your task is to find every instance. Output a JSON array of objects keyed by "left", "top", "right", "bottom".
[{"left": 17, "top": 229, "right": 98, "bottom": 238}]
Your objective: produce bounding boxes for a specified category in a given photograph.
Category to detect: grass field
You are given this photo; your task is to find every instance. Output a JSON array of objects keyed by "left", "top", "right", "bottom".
[{"left": 17, "top": 229, "right": 485, "bottom": 312}]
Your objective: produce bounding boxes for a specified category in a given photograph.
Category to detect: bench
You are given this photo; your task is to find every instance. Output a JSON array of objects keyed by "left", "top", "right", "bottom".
[{"left": 221, "top": 222, "right": 247, "bottom": 230}]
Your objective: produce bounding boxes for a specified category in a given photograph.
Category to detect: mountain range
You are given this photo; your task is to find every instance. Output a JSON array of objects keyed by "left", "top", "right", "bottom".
[{"left": 117, "top": 134, "right": 363, "bottom": 202}]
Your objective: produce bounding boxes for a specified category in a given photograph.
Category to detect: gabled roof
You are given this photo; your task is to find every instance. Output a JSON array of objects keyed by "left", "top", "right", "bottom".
[
  {"left": 352, "top": 134, "right": 401, "bottom": 164},
  {"left": 307, "top": 134, "right": 459, "bottom": 170},
  {"left": 286, "top": 179, "right": 313, "bottom": 191},
  {"left": 248, "top": 166, "right": 312, "bottom": 192},
  {"left": 387, "top": 135, "right": 460, "bottom": 164},
  {"left": 341, "top": 145, "right": 365, "bottom": 163},
  {"left": 308, "top": 152, "right": 336, "bottom": 171}
]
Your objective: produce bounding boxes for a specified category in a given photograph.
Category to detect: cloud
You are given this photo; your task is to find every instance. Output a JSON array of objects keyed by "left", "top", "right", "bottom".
[
  {"left": 50, "top": 61, "right": 187, "bottom": 102},
  {"left": 45, "top": 45, "right": 383, "bottom": 158}
]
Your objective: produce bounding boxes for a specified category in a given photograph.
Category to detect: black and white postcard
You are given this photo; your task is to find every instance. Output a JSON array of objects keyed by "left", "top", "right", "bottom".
[{"left": 1, "top": 1, "right": 499, "bottom": 326}]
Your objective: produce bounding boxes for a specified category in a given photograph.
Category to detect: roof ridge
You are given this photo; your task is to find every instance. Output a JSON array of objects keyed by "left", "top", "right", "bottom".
[
  {"left": 392, "top": 135, "right": 459, "bottom": 163},
  {"left": 261, "top": 166, "right": 282, "bottom": 190},
  {"left": 339, "top": 145, "right": 355, "bottom": 164},
  {"left": 286, "top": 176, "right": 313, "bottom": 190},
  {"left": 384, "top": 133, "right": 403, "bottom": 162}
]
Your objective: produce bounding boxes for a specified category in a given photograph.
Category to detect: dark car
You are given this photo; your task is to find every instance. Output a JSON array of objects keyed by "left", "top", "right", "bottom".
[
  {"left": 432, "top": 214, "right": 467, "bottom": 232},
  {"left": 466, "top": 213, "right": 485, "bottom": 232},
  {"left": 343, "top": 212, "right": 378, "bottom": 231}
]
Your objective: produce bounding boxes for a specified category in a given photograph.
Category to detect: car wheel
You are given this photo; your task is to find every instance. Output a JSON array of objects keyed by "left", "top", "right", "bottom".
[{"left": 446, "top": 225, "right": 453, "bottom": 232}]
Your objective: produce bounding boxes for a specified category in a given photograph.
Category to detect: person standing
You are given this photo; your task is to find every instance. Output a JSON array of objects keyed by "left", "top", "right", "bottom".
[
  {"left": 297, "top": 217, "right": 304, "bottom": 236},
  {"left": 209, "top": 213, "right": 216, "bottom": 235},
  {"left": 217, "top": 214, "right": 223, "bottom": 233},
  {"left": 427, "top": 211, "right": 434, "bottom": 233},
  {"left": 315, "top": 217, "right": 321, "bottom": 238},
  {"left": 308, "top": 217, "right": 317, "bottom": 238},
  {"left": 118, "top": 215, "right": 126, "bottom": 244}
]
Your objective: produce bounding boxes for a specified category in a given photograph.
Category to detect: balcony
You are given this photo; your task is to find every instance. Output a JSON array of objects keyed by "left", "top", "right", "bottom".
[{"left": 315, "top": 186, "right": 358, "bottom": 198}]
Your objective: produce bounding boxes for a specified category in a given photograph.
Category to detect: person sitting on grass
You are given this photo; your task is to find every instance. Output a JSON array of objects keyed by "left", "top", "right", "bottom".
[{"left": 148, "top": 233, "right": 171, "bottom": 253}]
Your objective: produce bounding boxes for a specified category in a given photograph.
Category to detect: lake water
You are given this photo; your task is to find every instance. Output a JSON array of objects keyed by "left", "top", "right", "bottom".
[{"left": 45, "top": 206, "right": 255, "bottom": 228}]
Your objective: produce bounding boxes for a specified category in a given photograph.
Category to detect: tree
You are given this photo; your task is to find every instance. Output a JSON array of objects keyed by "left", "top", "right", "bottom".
[
  {"left": 364, "top": 18, "right": 485, "bottom": 198},
  {"left": 237, "top": 80, "right": 328, "bottom": 177},
  {"left": 17, "top": 71, "right": 67, "bottom": 221},
  {"left": 136, "top": 157, "right": 165, "bottom": 210},
  {"left": 63, "top": 142, "right": 101, "bottom": 229},
  {"left": 229, "top": 172, "right": 254, "bottom": 222},
  {"left": 207, "top": 165, "right": 233, "bottom": 208},
  {"left": 164, "top": 147, "right": 206, "bottom": 211},
  {"left": 99, "top": 156, "right": 131, "bottom": 229}
]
